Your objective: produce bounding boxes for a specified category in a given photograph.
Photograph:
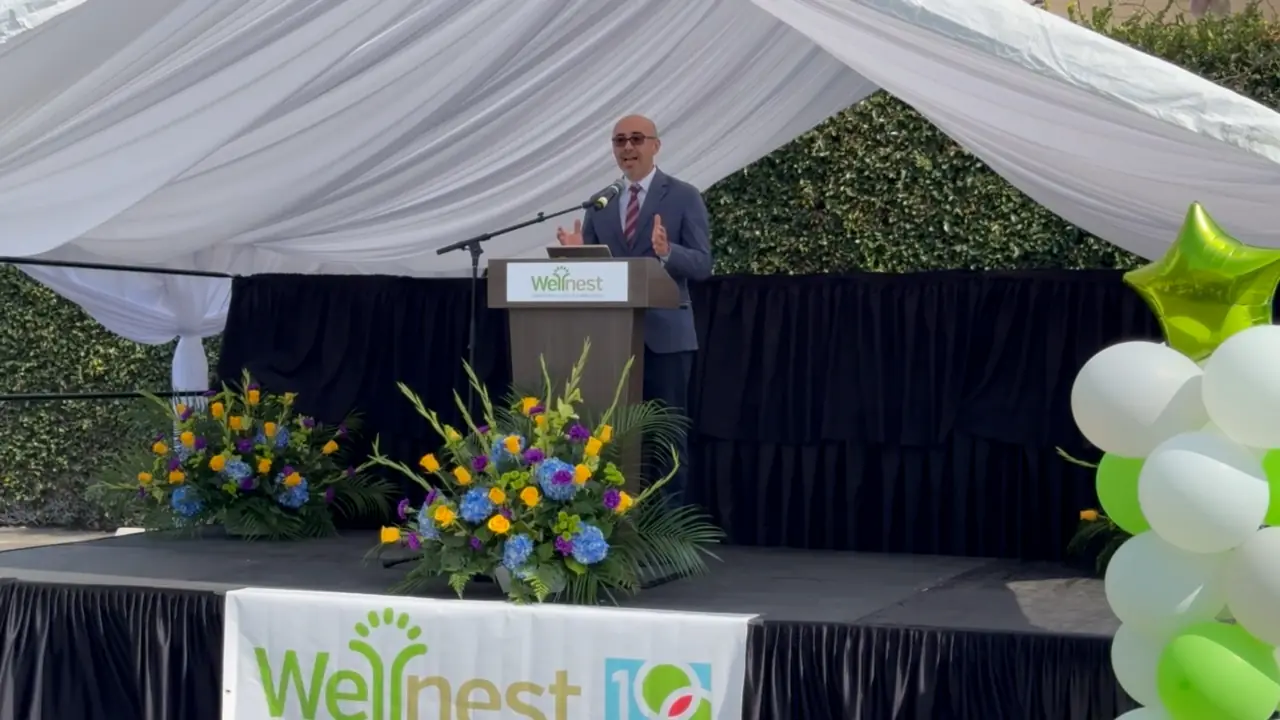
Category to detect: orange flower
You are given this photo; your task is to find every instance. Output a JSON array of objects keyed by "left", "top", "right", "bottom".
[
  {"left": 487, "top": 514, "right": 511, "bottom": 534},
  {"left": 615, "top": 490, "right": 634, "bottom": 514},
  {"left": 503, "top": 435, "right": 521, "bottom": 454},
  {"left": 379, "top": 526, "right": 400, "bottom": 544},
  {"left": 256, "top": 457, "right": 272, "bottom": 475},
  {"left": 283, "top": 472, "right": 303, "bottom": 487},
  {"left": 263, "top": 422, "right": 277, "bottom": 438},
  {"left": 137, "top": 472, "right": 153, "bottom": 485},
  {"left": 247, "top": 389, "right": 261, "bottom": 405},
  {"left": 175, "top": 403, "right": 188, "bottom": 417},
  {"left": 520, "top": 397, "right": 539, "bottom": 415},
  {"left": 419, "top": 454, "right": 441, "bottom": 473},
  {"left": 584, "top": 437, "right": 602, "bottom": 457},
  {"left": 209, "top": 455, "right": 227, "bottom": 472},
  {"left": 210, "top": 401, "right": 224, "bottom": 418},
  {"left": 519, "top": 486, "right": 540, "bottom": 508},
  {"left": 179, "top": 431, "right": 195, "bottom": 448},
  {"left": 229, "top": 416, "right": 244, "bottom": 430},
  {"left": 573, "top": 464, "right": 591, "bottom": 485},
  {"left": 599, "top": 425, "right": 613, "bottom": 443},
  {"left": 453, "top": 467, "right": 473, "bottom": 486},
  {"left": 322, "top": 440, "right": 339, "bottom": 455},
  {"left": 151, "top": 441, "right": 168, "bottom": 455},
  {"left": 488, "top": 487, "right": 507, "bottom": 504},
  {"left": 1080, "top": 509, "right": 1100, "bottom": 522},
  {"left": 167, "top": 470, "right": 185, "bottom": 484}
]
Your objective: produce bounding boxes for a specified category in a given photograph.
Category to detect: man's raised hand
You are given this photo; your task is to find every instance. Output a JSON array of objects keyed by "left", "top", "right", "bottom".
[{"left": 556, "top": 219, "right": 584, "bottom": 246}]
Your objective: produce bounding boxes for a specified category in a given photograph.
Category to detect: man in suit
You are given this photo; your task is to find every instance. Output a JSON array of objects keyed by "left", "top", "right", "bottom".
[{"left": 555, "top": 114, "right": 712, "bottom": 502}]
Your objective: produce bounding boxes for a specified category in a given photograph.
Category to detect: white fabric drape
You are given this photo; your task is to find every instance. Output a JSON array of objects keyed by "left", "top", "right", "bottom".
[
  {"left": 18, "top": 264, "right": 230, "bottom": 393},
  {"left": 0, "top": 0, "right": 87, "bottom": 43}
]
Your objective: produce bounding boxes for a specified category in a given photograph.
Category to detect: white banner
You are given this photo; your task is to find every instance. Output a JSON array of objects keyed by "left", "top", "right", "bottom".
[
  {"left": 222, "top": 588, "right": 755, "bottom": 720},
  {"left": 504, "top": 262, "right": 630, "bottom": 303}
]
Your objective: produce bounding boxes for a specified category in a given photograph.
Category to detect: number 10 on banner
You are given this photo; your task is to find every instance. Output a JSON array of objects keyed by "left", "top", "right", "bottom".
[{"left": 603, "top": 658, "right": 714, "bottom": 720}]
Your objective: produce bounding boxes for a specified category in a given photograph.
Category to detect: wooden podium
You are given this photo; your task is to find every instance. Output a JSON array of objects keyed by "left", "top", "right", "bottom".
[{"left": 487, "top": 256, "right": 680, "bottom": 486}]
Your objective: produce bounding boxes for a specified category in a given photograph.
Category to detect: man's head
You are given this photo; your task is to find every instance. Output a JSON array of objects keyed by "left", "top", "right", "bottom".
[{"left": 612, "top": 115, "right": 660, "bottom": 182}]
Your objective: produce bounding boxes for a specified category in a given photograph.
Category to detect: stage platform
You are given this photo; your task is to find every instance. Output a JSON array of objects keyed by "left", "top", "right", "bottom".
[{"left": 0, "top": 534, "right": 1133, "bottom": 720}]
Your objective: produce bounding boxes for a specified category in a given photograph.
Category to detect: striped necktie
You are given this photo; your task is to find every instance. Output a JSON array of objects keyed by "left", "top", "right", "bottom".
[{"left": 623, "top": 184, "right": 642, "bottom": 248}]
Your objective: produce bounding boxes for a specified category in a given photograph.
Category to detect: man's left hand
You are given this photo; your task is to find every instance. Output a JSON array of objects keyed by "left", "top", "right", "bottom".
[{"left": 652, "top": 214, "right": 669, "bottom": 258}]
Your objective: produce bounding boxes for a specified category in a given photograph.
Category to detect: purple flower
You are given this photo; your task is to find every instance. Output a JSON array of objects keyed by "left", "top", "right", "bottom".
[
  {"left": 345, "top": 466, "right": 356, "bottom": 478},
  {"left": 500, "top": 507, "right": 512, "bottom": 519},
  {"left": 554, "top": 536, "right": 574, "bottom": 555},
  {"left": 397, "top": 498, "right": 411, "bottom": 520},
  {"left": 523, "top": 447, "right": 545, "bottom": 464},
  {"left": 301, "top": 417, "right": 316, "bottom": 429},
  {"left": 552, "top": 469, "right": 572, "bottom": 486},
  {"left": 529, "top": 404, "right": 544, "bottom": 416},
  {"left": 470, "top": 536, "right": 483, "bottom": 551},
  {"left": 153, "top": 432, "right": 165, "bottom": 442},
  {"left": 238, "top": 477, "right": 255, "bottom": 491},
  {"left": 179, "top": 406, "right": 193, "bottom": 421},
  {"left": 602, "top": 488, "right": 621, "bottom": 510},
  {"left": 193, "top": 436, "right": 207, "bottom": 451},
  {"left": 471, "top": 455, "right": 488, "bottom": 472},
  {"left": 202, "top": 389, "right": 218, "bottom": 398},
  {"left": 324, "top": 487, "right": 336, "bottom": 504},
  {"left": 476, "top": 425, "right": 489, "bottom": 435},
  {"left": 425, "top": 488, "right": 440, "bottom": 506},
  {"left": 167, "top": 457, "right": 182, "bottom": 471},
  {"left": 567, "top": 424, "right": 591, "bottom": 442},
  {"left": 247, "top": 382, "right": 260, "bottom": 391},
  {"left": 137, "top": 487, "right": 147, "bottom": 498},
  {"left": 406, "top": 533, "right": 422, "bottom": 551},
  {"left": 337, "top": 424, "right": 348, "bottom": 438},
  {"left": 236, "top": 438, "right": 253, "bottom": 454},
  {"left": 282, "top": 465, "right": 295, "bottom": 476}
]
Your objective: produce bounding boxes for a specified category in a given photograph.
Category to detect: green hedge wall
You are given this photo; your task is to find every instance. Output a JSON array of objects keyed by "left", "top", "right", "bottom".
[{"left": 2, "top": 4, "right": 1277, "bottom": 527}]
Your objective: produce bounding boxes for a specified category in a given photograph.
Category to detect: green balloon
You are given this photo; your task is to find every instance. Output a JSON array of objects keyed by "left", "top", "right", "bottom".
[
  {"left": 1156, "top": 622, "right": 1280, "bottom": 720},
  {"left": 1259, "top": 450, "right": 1280, "bottom": 526},
  {"left": 1096, "top": 454, "right": 1149, "bottom": 534}
]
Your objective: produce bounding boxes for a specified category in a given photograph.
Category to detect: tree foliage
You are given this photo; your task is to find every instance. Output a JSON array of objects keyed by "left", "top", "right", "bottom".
[{"left": 3, "top": 3, "right": 1278, "bottom": 526}]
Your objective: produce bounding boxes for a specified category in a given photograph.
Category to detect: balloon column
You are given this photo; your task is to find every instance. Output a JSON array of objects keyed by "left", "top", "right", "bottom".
[{"left": 1072, "top": 204, "right": 1280, "bottom": 720}]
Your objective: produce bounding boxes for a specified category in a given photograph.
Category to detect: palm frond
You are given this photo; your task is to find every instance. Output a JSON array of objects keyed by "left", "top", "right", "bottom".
[{"left": 618, "top": 501, "right": 723, "bottom": 578}]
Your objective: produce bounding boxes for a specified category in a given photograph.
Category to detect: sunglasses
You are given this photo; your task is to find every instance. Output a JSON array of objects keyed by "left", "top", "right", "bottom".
[{"left": 612, "top": 134, "right": 657, "bottom": 148}]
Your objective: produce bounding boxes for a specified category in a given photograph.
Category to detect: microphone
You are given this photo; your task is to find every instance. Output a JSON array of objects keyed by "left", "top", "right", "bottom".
[{"left": 586, "top": 179, "right": 626, "bottom": 210}]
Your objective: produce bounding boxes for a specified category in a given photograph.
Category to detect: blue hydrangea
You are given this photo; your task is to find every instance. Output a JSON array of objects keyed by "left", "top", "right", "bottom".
[
  {"left": 536, "top": 458, "right": 579, "bottom": 502},
  {"left": 458, "top": 487, "right": 494, "bottom": 524},
  {"left": 571, "top": 524, "right": 609, "bottom": 565},
  {"left": 416, "top": 505, "right": 440, "bottom": 540},
  {"left": 489, "top": 435, "right": 525, "bottom": 467},
  {"left": 222, "top": 459, "right": 252, "bottom": 482},
  {"left": 502, "top": 534, "right": 534, "bottom": 572},
  {"left": 256, "top": 427, "right": 290, "bottom": 449},
  {"left": 170, "top": 486, "right": 203, "bottom": 518},
  {"left": 277, "top": 478, "right": 309, "bottom": 509}
]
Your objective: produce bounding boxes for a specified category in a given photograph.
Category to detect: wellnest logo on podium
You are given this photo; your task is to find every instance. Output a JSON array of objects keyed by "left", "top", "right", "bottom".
[
  {"left": 252, "top": 608, "right": 582, "bottom": 719},
  {"left": 530, "top": 265, "right": 605, "bottom": 296}
]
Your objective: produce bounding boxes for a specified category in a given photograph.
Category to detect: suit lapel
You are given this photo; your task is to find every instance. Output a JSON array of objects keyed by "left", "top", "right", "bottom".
[{"left": 630, "top": 169, "right": 670, "bottom": 257}]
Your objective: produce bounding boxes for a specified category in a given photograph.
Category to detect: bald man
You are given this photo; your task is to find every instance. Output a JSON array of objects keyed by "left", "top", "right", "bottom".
[{"left": 556, "top": 115, "right": 712, "bottom": 503}]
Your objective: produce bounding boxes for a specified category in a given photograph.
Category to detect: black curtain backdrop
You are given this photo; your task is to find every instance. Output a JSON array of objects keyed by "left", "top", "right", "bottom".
[
  {"left": 218, "top": 271, "right": 1162, "bottom": 561},
  {"left": 0, "top": 580, "right": 1129, "bottom": 720}
]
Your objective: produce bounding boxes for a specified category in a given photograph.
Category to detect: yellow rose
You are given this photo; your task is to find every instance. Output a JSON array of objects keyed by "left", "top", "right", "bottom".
[
  {"left": 284, "top": 472, "right": 303, "bottom": 487},
  {"left": 247, "top": 389, "right": 261, "bottom": 405},
  {"left": 137, "top": 472, "right": 153, "bottom": 485},
  {"left": 151, "top": 441, "right": 168, "bottom": 455},
  {"left": 433, "top": 505, "right": 457, "bottom": 526},
  {"left": 210, "top": 401, "right": 224, "bottom": 418},
  {"left": 263, "top": 422, "right": 277, "bottom": 438},
  {"left": 179, "top": 431, "right": 195, "bottom": 448},
  {"left": 616, "top": 491, "right": 634, "bottom": 514},
  {"left": 453, "top": 467, "right": 473, "bottom": 486},
  {"left": 520, "top": 397, "right": 539, "bottom": 415},
  {"left": 599, "top": 425, "right": 613, "bottom": 443},
  {"left": 1080, "top": 509, "right": 1100, "bottom": 522},
  {"left": 322, "top": 440, "right": 339, "bottom": 455},
  {"left": 573, "top": 464, "right": 591, "bottom": 485},
  {"left": 229, "top": 416, "right": 244, "bottom": 430},
  {"left": 209, "top": 455, "right": 227, "bottom": 472},
  {"left": 488, "top": 487, "right": 507, "bottom": 504},
  {"left": 167, "top": 470, "right": 185, "bottom": 484},
  {"left": 487, "top": 514, "right": 512, "bottom": 535},
  {"left": 256, "top": 457, "right": 272, "bottom": 475},
  {"left": 503, "top": 435, "right": 521, "bottom": 454},
  {"left": 519, "top": 486, "right": 540, "bottom": 508},
  {"left": 419, "top": 454, "right": 441, "bottom": 473},
  {"left": 379, "top": 526, "right": 400, "bottom": 544},
  {"left": 584, "top": 437, "right": 602, "bottom": 457}
]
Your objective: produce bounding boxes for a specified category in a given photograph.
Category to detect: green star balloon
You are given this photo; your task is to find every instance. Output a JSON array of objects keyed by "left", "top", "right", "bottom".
[{"left": 1124, "top": 203, "right": 1280, "bottom": 361}]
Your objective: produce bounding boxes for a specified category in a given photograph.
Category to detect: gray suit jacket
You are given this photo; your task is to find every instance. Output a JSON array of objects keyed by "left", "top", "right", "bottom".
[{"left": 582, "top": 169, "right": 712, "bottom": 353}]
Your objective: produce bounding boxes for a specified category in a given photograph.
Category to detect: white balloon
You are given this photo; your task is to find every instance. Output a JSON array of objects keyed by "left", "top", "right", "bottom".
[
  {"left": 1104, "top": 532, "right": 1226, "bottom": 636},
  {"left": 1071, "top": 341, "right": 1207, "bottom": 458},
  {"left": 1116, "top": 708, "right": 1171, "bottom": 720},
  {"left": 1111, "top": 624, "right": 1164, "bottom": 707},
  {"left": 1225, "top": 527, "right": 1280, "bottom": 646},
  {"left": 1139, "top": 431, "right": 1268, "bottom": 553},
  {"left": 1202, "top": 325, "right": 1280, "bottom": 449}
]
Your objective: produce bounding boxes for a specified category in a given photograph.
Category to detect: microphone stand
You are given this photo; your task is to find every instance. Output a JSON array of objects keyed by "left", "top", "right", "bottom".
[{"left": 434, "top": 201, "right": 596, "bottom": 416}]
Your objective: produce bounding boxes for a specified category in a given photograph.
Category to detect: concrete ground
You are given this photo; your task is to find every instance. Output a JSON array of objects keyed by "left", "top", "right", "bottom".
[{"left": 0, "top": 527, "right": 114, "bottom": 551}]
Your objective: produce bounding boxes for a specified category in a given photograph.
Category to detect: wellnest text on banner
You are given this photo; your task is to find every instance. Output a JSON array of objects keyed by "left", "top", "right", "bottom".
[{"left": 222, "top": 587, "right": 756, "bottom": 720}]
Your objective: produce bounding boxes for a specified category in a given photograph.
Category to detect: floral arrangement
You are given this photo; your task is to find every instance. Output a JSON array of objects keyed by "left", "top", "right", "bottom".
[
  {"left": 1069, "top": 508, "right": 1131, "bottom": 574},
  {"left": 95, "top": 372, "right": 395, "bottom": 539},
  {"left": 372, "top": 343, "right": 723, "bottom": 604}
]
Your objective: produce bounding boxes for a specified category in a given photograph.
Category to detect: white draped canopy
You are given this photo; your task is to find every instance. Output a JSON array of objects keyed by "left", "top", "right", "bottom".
[{"left": 3, "top": 0, "right": 1280, "bottom": 390}]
